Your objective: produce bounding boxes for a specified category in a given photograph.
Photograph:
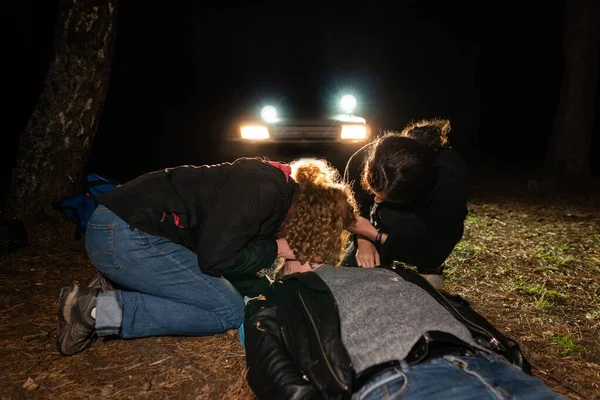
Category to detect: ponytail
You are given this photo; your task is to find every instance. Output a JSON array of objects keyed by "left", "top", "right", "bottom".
[{"left": 399, "top": 118, "right": 450, "bottom": 151}]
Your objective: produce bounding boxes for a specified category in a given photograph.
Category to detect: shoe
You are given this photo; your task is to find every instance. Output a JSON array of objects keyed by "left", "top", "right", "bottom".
[
  {"left": 56, "top": 284, "right": 100, "bottom": 356},
  {"left": 87, "top": 272, "right": 115, "bottom": 291}
]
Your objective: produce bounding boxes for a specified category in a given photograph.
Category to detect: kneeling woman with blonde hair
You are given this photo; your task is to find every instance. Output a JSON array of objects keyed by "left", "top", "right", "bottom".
[{"left": 56, "top": 157, "right": 358, "bottom": 356}]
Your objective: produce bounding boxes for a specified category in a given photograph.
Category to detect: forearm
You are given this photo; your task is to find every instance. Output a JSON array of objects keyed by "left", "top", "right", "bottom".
[
  {"left": 353, "top": 217, "right": 388, "bottom": 243},
  {"left": 200, "top": 239, "right": 277, "bottom": 276}
]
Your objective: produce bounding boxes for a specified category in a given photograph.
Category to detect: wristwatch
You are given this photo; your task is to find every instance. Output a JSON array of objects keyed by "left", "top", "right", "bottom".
[{"left": 374, "top": 230, "right": 383, "bottom": 250}]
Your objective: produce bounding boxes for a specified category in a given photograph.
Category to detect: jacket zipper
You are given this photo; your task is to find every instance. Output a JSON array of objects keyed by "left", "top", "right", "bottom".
[
  {"left": 431, "top": 285, "right": 504, "bottom": 351},
  {"left": 280, "top": 326, "right": 290, "bottom": 350},
  {"left": 298, "top": 291, "right": 348, "bottom": 390}
]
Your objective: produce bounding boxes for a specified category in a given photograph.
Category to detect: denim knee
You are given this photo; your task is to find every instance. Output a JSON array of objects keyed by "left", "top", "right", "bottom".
[{"left": 218, "top": 295, "right": 245, "bottom": 331}]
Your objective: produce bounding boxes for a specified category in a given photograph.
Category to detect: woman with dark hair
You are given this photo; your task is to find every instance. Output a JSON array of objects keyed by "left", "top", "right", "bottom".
[
  {"left": 345, "top": 119, "right": 469, "bottom": 288},
  {"left": 56, "top": 157, "right": 358, "bottom": 356}
]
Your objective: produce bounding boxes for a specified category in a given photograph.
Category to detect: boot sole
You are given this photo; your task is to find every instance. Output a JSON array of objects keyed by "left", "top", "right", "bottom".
[{"left": 56, "top": 284, "right": 79, "bottom": 355}]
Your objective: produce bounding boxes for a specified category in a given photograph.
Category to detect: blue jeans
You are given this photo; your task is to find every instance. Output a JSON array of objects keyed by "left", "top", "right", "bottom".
[
  {"left": 355, "top": 354, "right": 566, "bottom": 400},
  {"left": 85, "top": 205, "right": 245, "bottom": 338}
]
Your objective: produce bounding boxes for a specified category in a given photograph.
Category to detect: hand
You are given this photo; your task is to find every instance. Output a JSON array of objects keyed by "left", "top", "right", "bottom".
[
  {"left": 349, "top": 216, "right": 371, "bottom": 234},
  {"left": 276, "top": 238, "right": 295, "bottom": 259},
  {"left": 350, "top": 216, "right": 379, "bottom": 241},
  {"left": 282, "top": 260, "right": 322, "bottom": 275},
  {"left": 356, "top": 237, "right": 380, "bottom": 268}
]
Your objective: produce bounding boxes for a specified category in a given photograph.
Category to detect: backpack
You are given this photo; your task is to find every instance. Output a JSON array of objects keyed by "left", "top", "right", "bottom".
[{"left": 52, "top": 173, "right": 118, "bottom": 240}]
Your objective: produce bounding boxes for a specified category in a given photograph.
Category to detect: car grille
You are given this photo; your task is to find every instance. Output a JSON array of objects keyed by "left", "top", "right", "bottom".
[{"left": 269, "top": 125, "right": 341, "bottom": 142}]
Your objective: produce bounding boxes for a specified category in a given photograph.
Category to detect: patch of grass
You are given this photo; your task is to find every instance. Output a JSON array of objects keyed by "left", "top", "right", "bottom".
[
  {"left": 444, "top": 199, "right": 600, "bottom": 397},
  {"left": 534, "top": 264, "right": 559, "bottom": 273},
  {"left": 466, "top": 213, "right": 486, "bottom": 227},
  {"left": 444, "top": 264, "right": 459, "bottom": 280},
  {"left": 513, "top": 279, "right": 568, "bottom": 299},
  {"left": 445, "top": 241, "right": 487, "bottom": 275},
  {"left": 454, "top": 241, "right": 487, "bottom": 255},
  {"left": 534, "top": 297, "right": 552, "bottom": 312},
  {"left": 513, "top": 279, "right": 567, "bottom": 311},
  {"left": 544, "top": 289, "right": 568, "bottom": 300},
  {"left": 535, "top": 243, "right": 577, "bottom": 268},
  {"left": 550, "top": 334, "right": 586, "bottom": 356},
  {"left": 513, "top": 279, "right": 541, "bottom": 294},
  {"left": 586, "top": 255, "right": 600, "bottom": 272}
]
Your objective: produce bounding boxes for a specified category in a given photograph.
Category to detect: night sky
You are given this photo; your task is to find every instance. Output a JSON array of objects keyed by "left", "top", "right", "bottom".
[{"left": 10, "top": 0, "right": 600, "bottom": 189}]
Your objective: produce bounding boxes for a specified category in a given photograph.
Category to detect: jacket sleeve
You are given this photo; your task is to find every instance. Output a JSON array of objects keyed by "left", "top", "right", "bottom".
[
  {"left": 344, "top": 143, "right": 374, "bottom": 218},
  {"left": 196, "top": 176, "right": 278, "bottom": 276},
  {"left": 245, "top": 299, "right": 323, "bottom": 400},
  {"left": 377, "top": 207, "right": 435, "bottom": 269},
  {"left": 378, "top": 203, "right": 465, "bottom": 273}
]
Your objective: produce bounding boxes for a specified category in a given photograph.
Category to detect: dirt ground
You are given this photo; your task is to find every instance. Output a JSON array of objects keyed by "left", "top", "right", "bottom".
[{"left": 1, "top": 175, "right": 599, "bottom": 399}]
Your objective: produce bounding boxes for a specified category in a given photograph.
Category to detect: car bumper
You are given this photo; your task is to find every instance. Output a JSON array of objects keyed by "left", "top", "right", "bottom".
[{"left": 219, "top": 139, "right": 367, "bottom": 170}]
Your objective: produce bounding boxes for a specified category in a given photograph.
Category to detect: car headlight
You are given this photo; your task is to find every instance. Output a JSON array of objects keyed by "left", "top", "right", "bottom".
[
  {"left": 340, "top": 95, "right": 357, "bottom": 113},
  {"left": 260, "top": 106, "right": 278, "bottom": 123},
  {"left": 341, "top": 124, "right": 368, "bottom": 140},
  {"left": 240, "top": 125, "right": 269, "bottom": 140}
]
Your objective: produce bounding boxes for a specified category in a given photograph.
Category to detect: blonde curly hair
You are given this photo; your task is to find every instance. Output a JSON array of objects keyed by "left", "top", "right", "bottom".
[{"left": 281, "top": 158, "right": 358, "bottom": 266}]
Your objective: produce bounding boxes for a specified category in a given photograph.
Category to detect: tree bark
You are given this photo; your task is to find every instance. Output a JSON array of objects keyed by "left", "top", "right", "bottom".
[
  {"left": 547, "top": 0, "right": 600, "bottom": 177},
  {"left": 6, "top": 0, "right": 118, "bottom": 221}
]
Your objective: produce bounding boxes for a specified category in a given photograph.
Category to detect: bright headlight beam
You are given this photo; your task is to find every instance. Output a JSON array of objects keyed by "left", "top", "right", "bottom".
[
  {"left": 240, "top": 125, "right": 269, "bottom": 140},
  {"left": 341, "top": 124, "right": 367, "bottom": 140},
  {"left": 260, "top": 106, "right": 278, "bottom": 123},
  {"left": 340, "top": 95, "right": 357, "bottom": 112}
]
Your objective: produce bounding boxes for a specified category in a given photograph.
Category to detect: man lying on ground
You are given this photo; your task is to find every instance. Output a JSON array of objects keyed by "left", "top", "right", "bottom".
[{"left": 243, "top": 259, "right": 565, "bottom": 399}]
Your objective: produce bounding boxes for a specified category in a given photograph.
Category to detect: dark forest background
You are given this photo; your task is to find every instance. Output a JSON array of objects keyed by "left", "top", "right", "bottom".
[{"left": 7, "top": 0, "right": 600, "bottom": 218}]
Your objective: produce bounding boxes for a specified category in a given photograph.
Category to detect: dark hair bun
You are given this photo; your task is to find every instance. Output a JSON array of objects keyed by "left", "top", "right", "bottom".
[{"left": 400, "top": 118, "right": 450, "bottom": 150}]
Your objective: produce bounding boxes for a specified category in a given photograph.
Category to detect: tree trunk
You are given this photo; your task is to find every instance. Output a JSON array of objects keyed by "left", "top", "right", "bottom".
[
  {"left": 6, "top": 0, "right": 118, "bottom": 221},
  {"left": 547, "top": 0, "right": 600, "bottom": 177}
]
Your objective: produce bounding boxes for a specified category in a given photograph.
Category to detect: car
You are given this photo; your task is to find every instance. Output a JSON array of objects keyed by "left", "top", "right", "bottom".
[{"left": 221, "top": 94, "right": 373, "bottom": 168}]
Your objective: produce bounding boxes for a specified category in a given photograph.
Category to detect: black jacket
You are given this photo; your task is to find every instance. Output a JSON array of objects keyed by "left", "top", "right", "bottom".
[
  {"left": 343, "top": 144, "right": 469, "bottom": 272},
  {"left": 99, "top": 158, "right": 297, "bottom": 296},
  {"left": 244, "top": 266, "right": 530, "bottom": 400}
]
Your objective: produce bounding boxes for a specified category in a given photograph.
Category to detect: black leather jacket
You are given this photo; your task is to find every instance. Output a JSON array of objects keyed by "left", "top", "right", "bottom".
[{"left": 244, "top": 266, "right": 530, "bottom": 400}]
